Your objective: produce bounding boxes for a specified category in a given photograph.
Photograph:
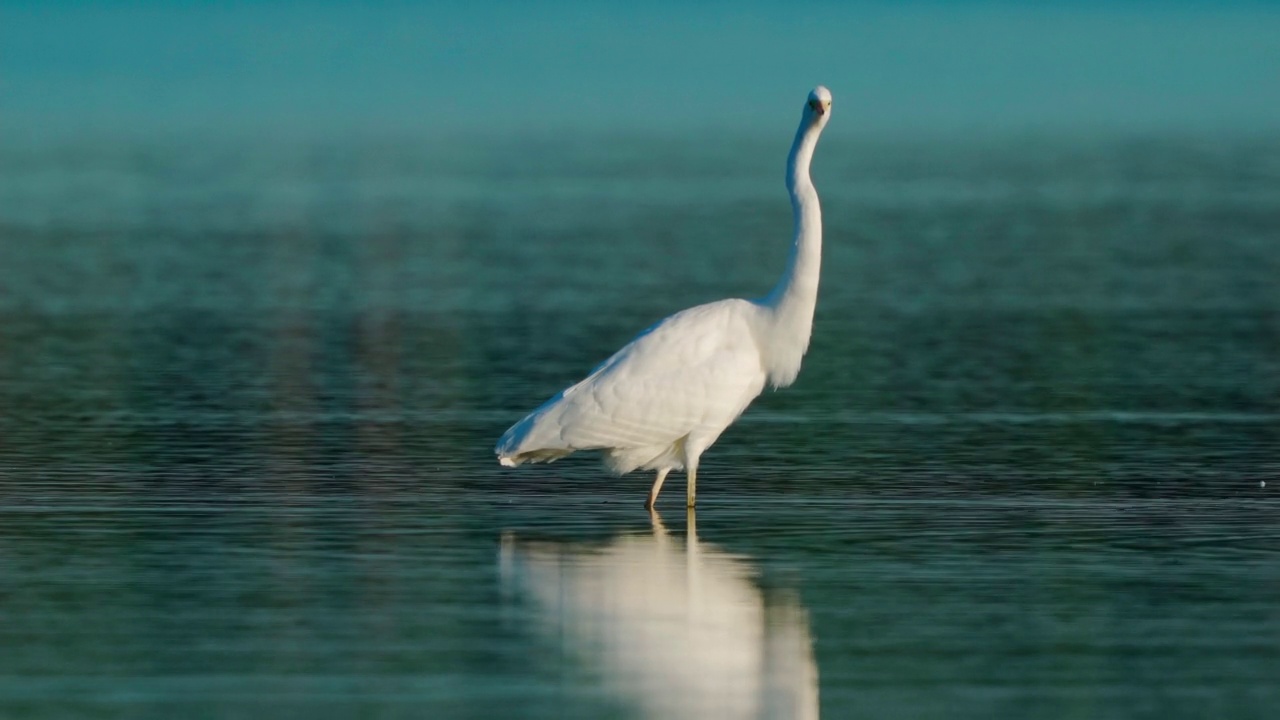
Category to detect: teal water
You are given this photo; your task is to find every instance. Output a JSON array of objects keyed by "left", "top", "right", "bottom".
[{"left": 1, "top": 133, "right": 1278, "bottom": 718}]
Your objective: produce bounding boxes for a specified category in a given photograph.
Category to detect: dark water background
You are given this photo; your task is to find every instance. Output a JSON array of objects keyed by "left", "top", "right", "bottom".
[{"left": 1, "top": 132, "right": 1278, "bottom": 718}]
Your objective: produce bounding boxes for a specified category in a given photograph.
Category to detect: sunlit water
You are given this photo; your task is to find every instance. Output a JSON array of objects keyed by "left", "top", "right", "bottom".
[{"left": 1, "top": 133, "right": 1278, "bottom": 718}]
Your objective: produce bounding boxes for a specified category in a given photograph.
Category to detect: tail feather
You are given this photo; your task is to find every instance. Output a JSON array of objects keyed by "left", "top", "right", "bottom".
[
  {"left": 498, "top": 448, "right": 574, "bottom": 467},
  {"left": 495, "top": 402, "right": 574, "bottom": 467}
]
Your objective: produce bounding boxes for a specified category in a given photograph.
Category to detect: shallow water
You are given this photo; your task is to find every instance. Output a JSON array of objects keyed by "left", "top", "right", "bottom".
[{"left": 1, "top": 133, "right": 1278, "bottom": 718}]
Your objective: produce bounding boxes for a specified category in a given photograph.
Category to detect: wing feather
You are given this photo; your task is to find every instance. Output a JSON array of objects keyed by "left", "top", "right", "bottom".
[{"left": 496, "top": 300, "right": 767, "bottom": 464}]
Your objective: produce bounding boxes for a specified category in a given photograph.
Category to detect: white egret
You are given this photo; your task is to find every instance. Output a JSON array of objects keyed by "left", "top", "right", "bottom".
[{"left": 496, "top": 86, "right": 833, "bottom": 508}]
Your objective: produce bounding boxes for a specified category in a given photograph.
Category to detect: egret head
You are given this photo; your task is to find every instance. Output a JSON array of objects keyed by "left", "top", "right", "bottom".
[{"left": 804, "top": 86, "right": 833, "bottom": 127}]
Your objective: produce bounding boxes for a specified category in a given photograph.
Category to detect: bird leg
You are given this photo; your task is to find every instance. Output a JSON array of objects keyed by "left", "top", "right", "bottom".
[
  {"left": 686, "top": 466, "right": 697, "bottom": 508},
  {"left": 645, "top": 468, "right": 669, "bottom": 510}
]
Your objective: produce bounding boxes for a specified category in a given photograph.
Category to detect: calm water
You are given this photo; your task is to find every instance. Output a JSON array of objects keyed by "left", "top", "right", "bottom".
[{"left": 1, "top": 132, "right": 1278, "bottom": 718}]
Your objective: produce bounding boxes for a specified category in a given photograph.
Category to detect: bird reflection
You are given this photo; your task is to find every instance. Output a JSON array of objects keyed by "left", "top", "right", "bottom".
[{"left": 499, "top": 510, "right": 819, "bottom": 720}]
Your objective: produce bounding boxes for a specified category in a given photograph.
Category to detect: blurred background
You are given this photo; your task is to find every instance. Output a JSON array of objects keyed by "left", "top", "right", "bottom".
[
  {"left": 1, "top": 2, "right": 1278, "bottom": 718},
  {"left": 5, "top": 0, "right": 1280, "bottom": 137}
]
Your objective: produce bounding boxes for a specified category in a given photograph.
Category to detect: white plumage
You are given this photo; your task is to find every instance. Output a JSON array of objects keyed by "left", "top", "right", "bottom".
[{"left": 496, "top": 86, "right": 833, "bottom": 508}]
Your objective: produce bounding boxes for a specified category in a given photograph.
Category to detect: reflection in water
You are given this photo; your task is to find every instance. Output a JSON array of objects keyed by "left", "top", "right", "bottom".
[{"left": 500, "top": 511, "right": 818, "bottom": 720}]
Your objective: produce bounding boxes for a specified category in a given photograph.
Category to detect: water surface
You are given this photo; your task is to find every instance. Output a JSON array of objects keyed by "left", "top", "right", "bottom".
[{"left": 1, "top": 132, "right": 1278, "bottom": 718}]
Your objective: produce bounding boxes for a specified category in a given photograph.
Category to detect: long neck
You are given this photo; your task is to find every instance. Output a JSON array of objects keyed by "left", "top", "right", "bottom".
[{"left": 760, "top": 117, "right": 824, "bottom": 387}]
